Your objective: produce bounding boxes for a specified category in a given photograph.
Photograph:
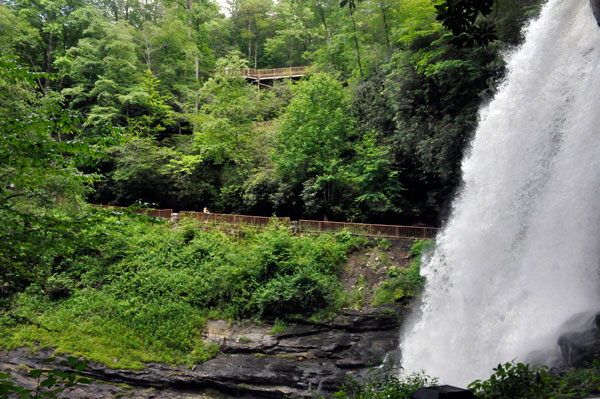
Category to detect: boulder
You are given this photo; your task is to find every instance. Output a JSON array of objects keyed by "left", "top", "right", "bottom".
[
  {"left": 411, "top": 385, "right": 479, "bottom": 399},
  {"left": 558, "top": 312, "right": 600, "bottom": 367},
  {"left": 592, "top": 0, "right": 600, "bottom": 26}
]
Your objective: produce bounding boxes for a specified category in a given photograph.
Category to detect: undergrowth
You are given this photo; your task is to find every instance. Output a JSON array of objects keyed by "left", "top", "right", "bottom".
[
  {"left": 371, "top": 239, "right": 433, "bottom": 305},
  {"left": 329, "top": 360, "right": 600, "bottom": 399},
  {"left": 0, "top": 209, "right": 365, "bottom": 369}
]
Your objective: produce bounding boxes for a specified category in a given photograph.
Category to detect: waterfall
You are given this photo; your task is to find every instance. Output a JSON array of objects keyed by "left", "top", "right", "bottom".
[{"left": 400, "top": 0, "right": 600, "bottom": 387}]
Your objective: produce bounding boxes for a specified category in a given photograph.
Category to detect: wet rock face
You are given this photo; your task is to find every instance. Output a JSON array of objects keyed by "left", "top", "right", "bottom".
[
  {"left": 0, "top": 306, "right": 404, "bottom": 399},
  {"left": 558, "top": 312, "right": 600, "bottom": 368},
  {"left": 411, "top": 385, "right": 479, "bottom": 399},
  {"left": 592, "top": 0, "right": 600, "bottom": 26}
]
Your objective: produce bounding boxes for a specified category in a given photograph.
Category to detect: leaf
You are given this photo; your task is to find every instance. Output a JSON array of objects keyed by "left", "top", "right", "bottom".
[
  {"left": 29, "top": 370, "right": 43, "bottom": 378},
  {"left": 39, "top": 377, "right": 57, "bottom": 387}
]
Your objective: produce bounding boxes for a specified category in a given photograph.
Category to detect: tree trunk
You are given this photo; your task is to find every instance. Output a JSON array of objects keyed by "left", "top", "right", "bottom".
[
  {"left": 247, "top": 16, "right": 252, "bottom": 60},
  {"left": 380, "top": 4, "right": 391, "bottom": 55},
  {"left": 351, "top": 12, "right": 363, "bottom": 77},
  {"left": 43, "top": 31, "right": 54, "bottom": 94},
  {"left": 254, "top": 41, "right": 258, "bottom": 69},
  {"left": 187, "top": 0, "right": 199, "bottom": 113},
  {"left": 318, "top": 7, "right": 332, "bottom": 47}
]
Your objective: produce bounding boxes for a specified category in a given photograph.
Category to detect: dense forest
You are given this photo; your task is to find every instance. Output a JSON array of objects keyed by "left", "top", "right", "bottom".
[{"left": 1, "top": 0, "right": 542, "bottom": 227}]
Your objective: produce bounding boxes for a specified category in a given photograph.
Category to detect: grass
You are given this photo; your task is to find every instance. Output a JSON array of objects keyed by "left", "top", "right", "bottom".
[
  {"left": 269, "top": 319, "right": 287, "bottom": 334},
  {"left": 1, "top": 289, "right": 219, "bottom": 369}
]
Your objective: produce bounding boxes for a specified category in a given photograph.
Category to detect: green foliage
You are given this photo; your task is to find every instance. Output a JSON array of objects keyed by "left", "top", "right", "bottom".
[
  {"left": 434, "top": 0, "right": 497, "bottom": 47},
  {"left": 469, "top": 362, "right": 556, "bottom": 399},
  {"left": 0, "top": 357, "right": 90, "bottom": 399},
  {"left": 372, "top": 240, "right": 430, "bottom": 305},
  {"left": 1, "top": 0, "right": 544, "bottom": 225},
  {"left": 333, "top": 367, "right": 438, "bottom": 399},
  {"left": 274, "top": 73, "right": 356, "bottom": 218},
  {"left": 1, "top": 213, "right": 362, "bottom": 368},
  {"left": 329, "top": 360, "right": 600, "bottom": 399},
  {"left": 408, "top": 238, "right": 434, "bottom": 257},
  {"left": 0, "top": 57, "right": 101, "bottom": 297},
  {"left": 269, "top": 319, "right": 287, "bottom": 334},
  {"left": 273, "top": 73, "right": 400, "bottom": 221},
  {"left": 107, "top": 137, "right": 176, "bottom": 205},
  {"left": 469, "top": 360, "right": 600, "bottom": 399}
]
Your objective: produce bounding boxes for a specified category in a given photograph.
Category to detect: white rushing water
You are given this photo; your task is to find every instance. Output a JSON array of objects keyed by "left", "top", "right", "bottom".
[{"left": 400, "top": 0, "right": 600, "bottom": 387}]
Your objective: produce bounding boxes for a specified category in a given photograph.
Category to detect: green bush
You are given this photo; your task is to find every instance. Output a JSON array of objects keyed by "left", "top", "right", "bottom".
[
  {"left": 333, "top": 360, "right": 600, "bottom": 399},
  {"left": 255, "top": 269, "right": 341, "bottom": 317},
  {"left": 372, "top": 239, "right": 430, "bottom": 305},
  {"left": 333, "top": 368, "right": 438, "bottom": 399},
  {"left": 469, "top": 362, "right": 555, "bottom": 399},
  {"left": 469, "top": 360, "right": 600, "bottom": 399}
]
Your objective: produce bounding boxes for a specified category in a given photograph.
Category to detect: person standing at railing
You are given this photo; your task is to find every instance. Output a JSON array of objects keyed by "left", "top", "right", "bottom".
[{"left": 203, "top": 207, "right": 210, "bottom": 223}]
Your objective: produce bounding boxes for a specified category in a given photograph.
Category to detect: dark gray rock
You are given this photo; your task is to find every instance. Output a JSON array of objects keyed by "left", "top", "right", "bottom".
[
  {"left": 592, "top": 0, "right": 600, "bottom": 26},
  {"left": 558, "top": 311, "right": 600, "bottom": 368},
  {"left": 411, "top": 385, "right": 479, "bottom": 399},
  {"left": 1, "top": 306, "right": 404, "bottom": 399}
]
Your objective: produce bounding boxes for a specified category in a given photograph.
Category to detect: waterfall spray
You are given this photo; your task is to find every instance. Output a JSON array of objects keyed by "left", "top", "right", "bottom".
[{"left": 400, "top": 0, "right": 600, "bottom": 386}]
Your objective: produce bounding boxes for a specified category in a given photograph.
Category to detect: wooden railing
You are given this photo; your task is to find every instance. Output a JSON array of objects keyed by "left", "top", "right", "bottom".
[
  {"left": 180, "top": 211, "right": 290, "bottom": 227},
  {"left": 240, "top": 66, "right": 310, "bottom": 80},
  {"left": 298, "top": 220, "right": 439, "bottom": 240},
  {"left": 94, "top": 205, "right": 173, "bottom": 219},
  {"left": 94, "top": 205, "right": 439, "bottom": 240}
]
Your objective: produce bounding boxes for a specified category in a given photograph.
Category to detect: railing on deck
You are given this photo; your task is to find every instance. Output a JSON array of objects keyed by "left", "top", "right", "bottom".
[
  {"left": 94, "top": 205, "right": 439, "bottom": 240},
  {"left": 298, "top": 220, "right": 439, "bottom": 240},
  {"left": 94, "top": 205, "right": 173, "bottom": 219},
  {"left": 180, "top": 211, "right": 290, "bottom": 227},
  {"left": 240, "top": 66, "right": 310, "bottom": 80}
]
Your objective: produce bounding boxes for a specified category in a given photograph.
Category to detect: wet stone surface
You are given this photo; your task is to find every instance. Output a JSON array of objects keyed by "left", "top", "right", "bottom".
[{"left": 1, "top": 306, "right": 404, "bottom": 399}]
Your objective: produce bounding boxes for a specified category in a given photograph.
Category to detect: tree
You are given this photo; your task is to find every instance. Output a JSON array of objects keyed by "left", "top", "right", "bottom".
[
  {"left": 339, "top": 0, "right": 363, "bottom": 76},
  {"left": 263, "top": 0, "right": 316, "bottom": 67},
  {"left": 274, "top": 73, "right": 356, "bottom": 219},
  {"left": 0, "top": 57, "right": 98, "bottom": 296},
  {"left": 7, "top": 0, "right": 91, "bottom": 92},
  {"left": 347, "top": 131, "right": 404, "bottom": 221},
  {"left": 229, "top": 0, "right": 274, "bottom": 67},
  {"left": 434, "top": 0, "right": 497, "bottom": 47},
  {"left": 58, "top": 19, "right": 142, "bottom": 130}
]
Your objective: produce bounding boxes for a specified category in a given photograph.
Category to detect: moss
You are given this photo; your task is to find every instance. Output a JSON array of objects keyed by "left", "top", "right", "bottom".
[{"left": 269, "top": 319, "right": 287, "bottom": 334}]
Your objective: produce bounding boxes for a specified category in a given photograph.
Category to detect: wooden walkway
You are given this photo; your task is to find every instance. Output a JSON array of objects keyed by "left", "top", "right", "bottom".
[
  {"left": 93, "top": 204, "right": 173, "bottom": 219},
  {"left": 298, "top": 220, "right": 438, "bottom": 240},
  {"left": 94, "top": 205, "right": 439, "bottom": 241},
  {"left": 181, "top": 211, "right": 290, "bottom": 227},
  {"left": 240, "top": 66, "right": 310, "bottom": 81}
]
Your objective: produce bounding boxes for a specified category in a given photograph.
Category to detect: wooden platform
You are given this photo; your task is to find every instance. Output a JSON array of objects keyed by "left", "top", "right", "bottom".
[{"left": 240, "top": 66, "right": 310, "bottom": 81}]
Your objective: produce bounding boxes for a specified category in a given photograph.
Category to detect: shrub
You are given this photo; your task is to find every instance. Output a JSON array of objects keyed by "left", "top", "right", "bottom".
[
  {"left": 44, "top": 275, "right": 75, "bottom": 300},
  {"left": 468, "top": 362, "right": 556, "bottom": 399},
  {"left": 254, "top": 269, "right": 341, "bottom": 317},
  {"left": 469, "top": 360, "right": 600, "bottom": 399},
  {"left": 333, "top": 368, "right": 438, "bottom": 399},
  {"left": 372, "top": 239, "right": 430, "bottom": 305}
]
